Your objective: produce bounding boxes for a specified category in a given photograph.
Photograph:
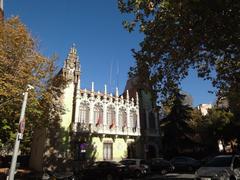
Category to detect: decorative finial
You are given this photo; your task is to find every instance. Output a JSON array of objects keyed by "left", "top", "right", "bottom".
[
  {"left": 104, "top": 84, "right": 107, "bottom": 94},
  {"left": 70, "top": 43, "right": 77, "bottom": 55},
  {"left": 91, "top": 82, "right": 94, "bottom": 92}
]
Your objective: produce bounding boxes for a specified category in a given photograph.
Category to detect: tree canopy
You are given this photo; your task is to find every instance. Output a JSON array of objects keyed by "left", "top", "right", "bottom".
[
  {"left": 118, "top": 0, "right": 240, "bottom": 101},
  {"left": 0, "top": 17, "right": 61, "bottom": 154}
]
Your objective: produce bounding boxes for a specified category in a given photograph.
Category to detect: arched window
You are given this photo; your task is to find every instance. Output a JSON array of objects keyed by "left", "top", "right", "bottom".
[
  {"left": 94, "top": 103, "right": 103, "bottom": 126},
  {"left": 130, "top": 109, "right": 137, "bottom": 132},
  {"left": 107, "top": 105, "right": 115, "bottom": 129},
  {"left": 79, "top": 102, "right": 90, "bottom": 124},
  {"left": 119, "top": 107, "right": 127, "bottom": 129}
]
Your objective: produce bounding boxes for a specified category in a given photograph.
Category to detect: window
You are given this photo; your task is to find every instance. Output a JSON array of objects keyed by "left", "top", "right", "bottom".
[
  {"left": 79, "top": 102, "right": 90, "bottom": 123},
  {"left": 119, "top": 107, "right": 127, "bottom": 130},
  {"left": 107, "top": 105, "right": 115, "bottom": 128},
  {"left": 94, "top": 103, "right": 103, "bottom": 126},
  {"left": 103, "top": 143, "right": 112, "bottom": 160},
  {"left": 130, "top": 110, "right": 137, "bottom": 131}
]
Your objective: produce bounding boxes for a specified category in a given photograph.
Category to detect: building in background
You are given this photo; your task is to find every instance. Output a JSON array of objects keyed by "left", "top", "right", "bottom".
[
  {"left": 197, "top": 103, "right": 212, "bottom": 116},
  {"left": 124, "top": 77, "right": 162, "bottom": 160}
]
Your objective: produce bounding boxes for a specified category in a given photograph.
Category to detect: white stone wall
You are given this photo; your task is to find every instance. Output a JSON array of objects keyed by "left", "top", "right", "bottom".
[{"left": 73, "top": 89, "right": 140, "bottom": 136}]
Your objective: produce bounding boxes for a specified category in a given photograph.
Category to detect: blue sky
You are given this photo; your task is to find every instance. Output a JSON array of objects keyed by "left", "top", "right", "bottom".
[{"left": 5, "top": 0, "right": 216, "bottom": 107}]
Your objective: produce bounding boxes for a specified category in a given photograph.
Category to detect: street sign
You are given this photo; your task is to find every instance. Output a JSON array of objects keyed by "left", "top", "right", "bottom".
[{"left": 18, "top": 118, "right": 25, "bottom": 134}]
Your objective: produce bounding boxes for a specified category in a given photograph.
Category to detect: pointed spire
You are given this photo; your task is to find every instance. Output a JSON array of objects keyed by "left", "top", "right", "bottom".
[
  {"left": 115, "top": 87, "right": 119, "bottom": 97},
  {"left": 91, "top": 82, "right": 94, "bottom": 92},
  {"left": 70, "top": 43, "right": 77, "bottom": 55},
  {"left": 104, "top": 84, "right": 107, "bottom": 94},
  {"left": 67, "top": 43, "right": 78, "bottom": 64}
]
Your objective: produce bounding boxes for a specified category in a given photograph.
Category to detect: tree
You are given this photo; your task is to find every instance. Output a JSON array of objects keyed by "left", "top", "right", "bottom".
[
  {"left": 0, "top": 17, "right": 58, "bottom": 154},
  {"left": 161, "top": 92, "right": 193, "bottom": 155},
  {"left": 190, "top": 107, "right": 234, "bottom": 153},
  {"left": 118, "top": 0, "right": 240, "bottom": 102}
]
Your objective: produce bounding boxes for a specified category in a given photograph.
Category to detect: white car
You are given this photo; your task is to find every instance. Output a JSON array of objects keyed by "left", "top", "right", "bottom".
[{"left": 195, "top": 155, "right": 240, "bottom": 180}]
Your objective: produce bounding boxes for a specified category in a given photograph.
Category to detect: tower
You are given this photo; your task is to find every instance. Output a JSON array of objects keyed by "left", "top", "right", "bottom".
[
  {"left": 62, "top": 44, "right": 80, "bottom": 84},
  {"left": 29, "top": 46, "right": 81, "bottom": 172},
  {"left": 61, "top": 45, "right": 81, "bottom": 130}
]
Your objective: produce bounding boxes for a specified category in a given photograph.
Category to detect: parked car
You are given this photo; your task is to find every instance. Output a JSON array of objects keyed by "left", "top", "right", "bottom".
[
  {"left": 147, "top": 158, "right": 175, "bottom": 174},
  {"left": 195, "top": 154, "right": 240, "bottom": 180},
  {"left": 170, "top": 156, "right": 201, "bottom": 172},
  {"left": 119, "top": 158, "right": 150, "bottom": 178},
  {"left": 201, "top": 155, "right": 215, "bottom": 166},
  {"left": 81, "top": 161, "right": 127, "bottom": 180}
]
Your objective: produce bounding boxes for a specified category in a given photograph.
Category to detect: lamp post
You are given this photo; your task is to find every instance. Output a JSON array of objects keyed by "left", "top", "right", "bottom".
[{"left": 7, "top": 84, "right": 34, "bottom": 180}]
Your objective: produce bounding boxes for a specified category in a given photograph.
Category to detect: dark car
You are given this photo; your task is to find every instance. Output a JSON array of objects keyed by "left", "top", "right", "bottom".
[
  {"left": 170, "top": 156, "right": 201, "bottom": 172},
  {"left": 119, "top": 158, "right": 150, "bottom": 178},
  {"left": 147, "top": 158, "right": 175, "bottom": 175},
  {"left": 81, "top": 161, "right": 127, "bottom": 180}
]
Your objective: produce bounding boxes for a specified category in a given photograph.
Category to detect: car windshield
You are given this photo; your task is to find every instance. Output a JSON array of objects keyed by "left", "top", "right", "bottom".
[
  {"left": 120, "top": 160, "right": 136, "bottom": 165},
  {"left": 203, "top": 156, "right": 232, "bottom": 167}
]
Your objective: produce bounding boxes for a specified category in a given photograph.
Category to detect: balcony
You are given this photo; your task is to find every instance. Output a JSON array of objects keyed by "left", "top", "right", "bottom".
[{"left": 72, "top": 122, "right": 140, "bottom": 137}]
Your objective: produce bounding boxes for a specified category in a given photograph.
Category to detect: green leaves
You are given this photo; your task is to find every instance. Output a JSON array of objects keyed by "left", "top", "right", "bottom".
[
  {"left": 0, "top": 17, "right": 62, "bottom": 155},
  {"left": 119, "top": 0, "right": 240, "bottom": 104}
]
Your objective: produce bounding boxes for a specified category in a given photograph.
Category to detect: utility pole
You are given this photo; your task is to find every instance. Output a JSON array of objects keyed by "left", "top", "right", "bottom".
[{"left": 7, "top": 84, "right": 34, "bottom": 180}]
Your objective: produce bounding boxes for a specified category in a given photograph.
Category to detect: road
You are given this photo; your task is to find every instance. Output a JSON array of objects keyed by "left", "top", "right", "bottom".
[
  {"left": 149, "top": 173, "right": 195, "bottom": 179},
  {"left": 125, "top": 173, "right": 195, "bottom": 180}
]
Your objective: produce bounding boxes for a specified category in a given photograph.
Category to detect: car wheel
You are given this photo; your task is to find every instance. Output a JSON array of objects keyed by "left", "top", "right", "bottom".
[
  {"left": 134, "top": 170, "right": 142, "bottom": 178},
  {"left": 106, "top": 174, "right": 113, "bottom": 180}
]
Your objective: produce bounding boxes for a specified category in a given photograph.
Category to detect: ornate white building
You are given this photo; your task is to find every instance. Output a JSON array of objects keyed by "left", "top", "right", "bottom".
[
  {"left": 61, "top": 46, "right": 140, "bottom": 161},
  {"left": 30, "top": 46, "right": 162, "bottom": 172}
]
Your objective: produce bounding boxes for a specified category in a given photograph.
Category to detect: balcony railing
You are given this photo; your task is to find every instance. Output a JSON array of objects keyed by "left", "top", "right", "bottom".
[{"left": 72, "top": 122, "right": 140, "bottom": 136}]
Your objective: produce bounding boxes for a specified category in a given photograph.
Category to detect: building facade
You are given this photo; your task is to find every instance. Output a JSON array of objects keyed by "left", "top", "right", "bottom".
[
  {"left": 124, "top": 78, "right": 162, "bottom": 160},
  {"left": 197, "top": 103, "right": 212, "bottom": 116},
  {"left": 61, "top": 46, "right": 141, "bottom": 162}
]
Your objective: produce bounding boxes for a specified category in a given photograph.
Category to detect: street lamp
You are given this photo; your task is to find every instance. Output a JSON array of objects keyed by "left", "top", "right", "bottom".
[{"left": 7, "top": 84, "right": 34, "bottom": 180}]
